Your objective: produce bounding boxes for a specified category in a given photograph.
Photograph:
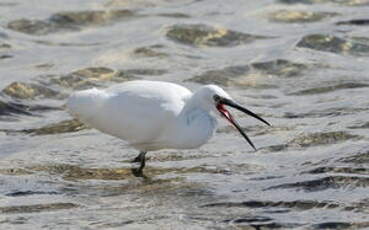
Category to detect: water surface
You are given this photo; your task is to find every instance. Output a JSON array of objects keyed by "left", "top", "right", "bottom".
[{"left": 1, "top": 0, "right": 369, "bottom": 229}]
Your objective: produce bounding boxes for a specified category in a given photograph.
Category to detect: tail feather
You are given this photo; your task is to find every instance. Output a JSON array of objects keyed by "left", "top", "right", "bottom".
[{"left": 66, "top": 88, "right": 106, "bottom": 120}]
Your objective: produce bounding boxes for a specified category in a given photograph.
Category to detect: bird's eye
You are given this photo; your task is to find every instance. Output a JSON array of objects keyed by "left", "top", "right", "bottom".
[{"left": 213, "top": 95, "right": 221, "bottom": 102}]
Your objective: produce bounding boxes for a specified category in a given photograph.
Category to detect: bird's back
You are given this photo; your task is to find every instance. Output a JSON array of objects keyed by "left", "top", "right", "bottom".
[{"left": 67, "top": 81, "right": 192, "bottom": 150}]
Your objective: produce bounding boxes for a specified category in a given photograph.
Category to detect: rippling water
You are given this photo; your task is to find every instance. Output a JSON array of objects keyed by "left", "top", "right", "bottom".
[{"left": 1, "top": 0, "right": 369, "bottom": 229}]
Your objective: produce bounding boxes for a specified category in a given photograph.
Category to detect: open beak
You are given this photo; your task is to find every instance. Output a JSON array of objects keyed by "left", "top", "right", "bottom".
[{"left": 216, "top": 97, "right": 271, "bottom": 150}]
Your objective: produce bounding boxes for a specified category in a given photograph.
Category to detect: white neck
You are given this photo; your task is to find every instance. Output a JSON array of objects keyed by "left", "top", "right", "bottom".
[{"left": 166, "top": 94, "right": 218, "bottom": 149}]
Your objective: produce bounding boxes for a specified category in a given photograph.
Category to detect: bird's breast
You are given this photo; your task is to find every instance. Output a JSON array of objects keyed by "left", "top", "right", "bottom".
[{"left": 165, "top": 109, "right": 217, "bottom": 149}]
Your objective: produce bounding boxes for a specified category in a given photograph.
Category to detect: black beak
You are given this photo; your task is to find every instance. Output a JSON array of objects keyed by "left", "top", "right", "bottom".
[
  {"left": 220, "top": 98, "right": 271, "bottom": 126},
  {"left": 218, "top": 97, "right": 271, "bottom": 150}
]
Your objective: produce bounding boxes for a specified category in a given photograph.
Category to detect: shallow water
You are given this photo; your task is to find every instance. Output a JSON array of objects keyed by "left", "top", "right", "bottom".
[{"left": 1, "top": 0, "right": 369, "bottom": 229}]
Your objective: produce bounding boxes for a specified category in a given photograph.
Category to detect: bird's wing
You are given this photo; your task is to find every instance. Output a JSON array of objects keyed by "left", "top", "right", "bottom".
[{"left": 85, "top": 81, "right": 192, "bottom": 146}]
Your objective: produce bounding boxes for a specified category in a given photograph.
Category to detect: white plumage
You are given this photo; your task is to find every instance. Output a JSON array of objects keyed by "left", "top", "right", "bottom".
[{"left": 66, "top": 80, "right": 270, "bottom": 176}]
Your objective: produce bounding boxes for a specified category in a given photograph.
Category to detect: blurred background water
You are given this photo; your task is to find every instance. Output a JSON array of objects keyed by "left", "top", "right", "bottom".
[{"left": 1, "top": 0, "right": 369, "bottom": 229}]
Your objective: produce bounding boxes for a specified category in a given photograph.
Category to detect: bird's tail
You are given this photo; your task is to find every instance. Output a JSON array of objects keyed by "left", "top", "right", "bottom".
[{"left": 66, "top": 88, "right": 107, "bottom": 120}]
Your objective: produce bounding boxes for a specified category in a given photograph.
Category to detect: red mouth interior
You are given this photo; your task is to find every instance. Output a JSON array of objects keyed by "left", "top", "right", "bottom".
[{"left": 217, "top": 103, "right": 233, "bottom": 123}]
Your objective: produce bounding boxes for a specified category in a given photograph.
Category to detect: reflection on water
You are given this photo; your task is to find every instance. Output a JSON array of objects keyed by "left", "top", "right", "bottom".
[{"left": 1, "top": 0, "right": 369, "bottom": 229}]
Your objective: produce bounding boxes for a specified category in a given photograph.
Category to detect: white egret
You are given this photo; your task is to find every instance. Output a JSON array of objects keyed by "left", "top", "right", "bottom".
[{"left": 66, "top": 80, "right": 270, "bottom": 176}]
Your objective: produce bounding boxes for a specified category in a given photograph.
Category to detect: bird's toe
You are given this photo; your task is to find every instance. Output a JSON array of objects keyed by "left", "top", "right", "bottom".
[
  {"left": 131, "top": 156, "right": 141, "bottom": 163},
  {"left": 131, "top": 167, "right": 146, "bottom": 178}
]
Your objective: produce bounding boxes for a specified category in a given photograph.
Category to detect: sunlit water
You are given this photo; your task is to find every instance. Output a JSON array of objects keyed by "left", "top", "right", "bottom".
[{"left": 1, "top": 0, "right": 369, "bottom": 229}]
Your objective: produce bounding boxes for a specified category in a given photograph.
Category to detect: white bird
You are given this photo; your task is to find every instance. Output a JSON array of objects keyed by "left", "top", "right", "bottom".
[{"left": 66, "top": 80, "right": 270, "bottom": 176}]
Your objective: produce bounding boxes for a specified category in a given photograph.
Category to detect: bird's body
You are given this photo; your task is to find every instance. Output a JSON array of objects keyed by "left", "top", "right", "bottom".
[
  {"left": 67, "top": 81, "right": 218, "bottom": 151},
  {"left": 67, "top": 80, "right": 270, "bottom": 176}
]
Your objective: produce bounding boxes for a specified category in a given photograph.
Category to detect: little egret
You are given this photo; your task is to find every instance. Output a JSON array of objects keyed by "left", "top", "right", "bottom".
[{"left": 66, "top": 80, "right": 270, "bottom": 177}]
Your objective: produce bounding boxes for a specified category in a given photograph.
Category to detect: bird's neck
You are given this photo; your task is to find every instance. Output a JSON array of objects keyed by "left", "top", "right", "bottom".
[{"left": 168, "top": 98, "right": 218, "bottom": 149}]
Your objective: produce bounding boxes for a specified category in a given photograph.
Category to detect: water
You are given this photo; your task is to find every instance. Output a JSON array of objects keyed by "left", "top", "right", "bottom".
[{"left": 1, "top": 0, "right": 369, "bottom": 229}]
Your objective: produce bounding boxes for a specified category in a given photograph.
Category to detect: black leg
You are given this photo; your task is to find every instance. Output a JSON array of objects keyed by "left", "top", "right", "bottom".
[
  {"left": 131, "top": 151, "right": 147, "bottom": 177},
  {"left": 132, "top": 151, "right": 146, "bottom": 164}
]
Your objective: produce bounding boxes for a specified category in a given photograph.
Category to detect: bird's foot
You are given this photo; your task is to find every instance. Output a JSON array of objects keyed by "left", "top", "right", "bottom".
[
  {"left": 130, "top": 156, "right": 145, "bottom": 172},
  {"left": 131, "top": 167, "right": 147, "bottom": 178},
  {"left": 131, "top": 156, "right": 142, "bottom": 163},
  {"left": 131, "top": 151, "right": 147, "bottom": 178},
  {"left": 131, "top": 151, "right": 146, "bottom": 163}
]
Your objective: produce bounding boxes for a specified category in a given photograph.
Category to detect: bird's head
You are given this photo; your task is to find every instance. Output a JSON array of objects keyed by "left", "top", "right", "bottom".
[{"left": 196, "top": 85, "right": 271, "bottom": 150}]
